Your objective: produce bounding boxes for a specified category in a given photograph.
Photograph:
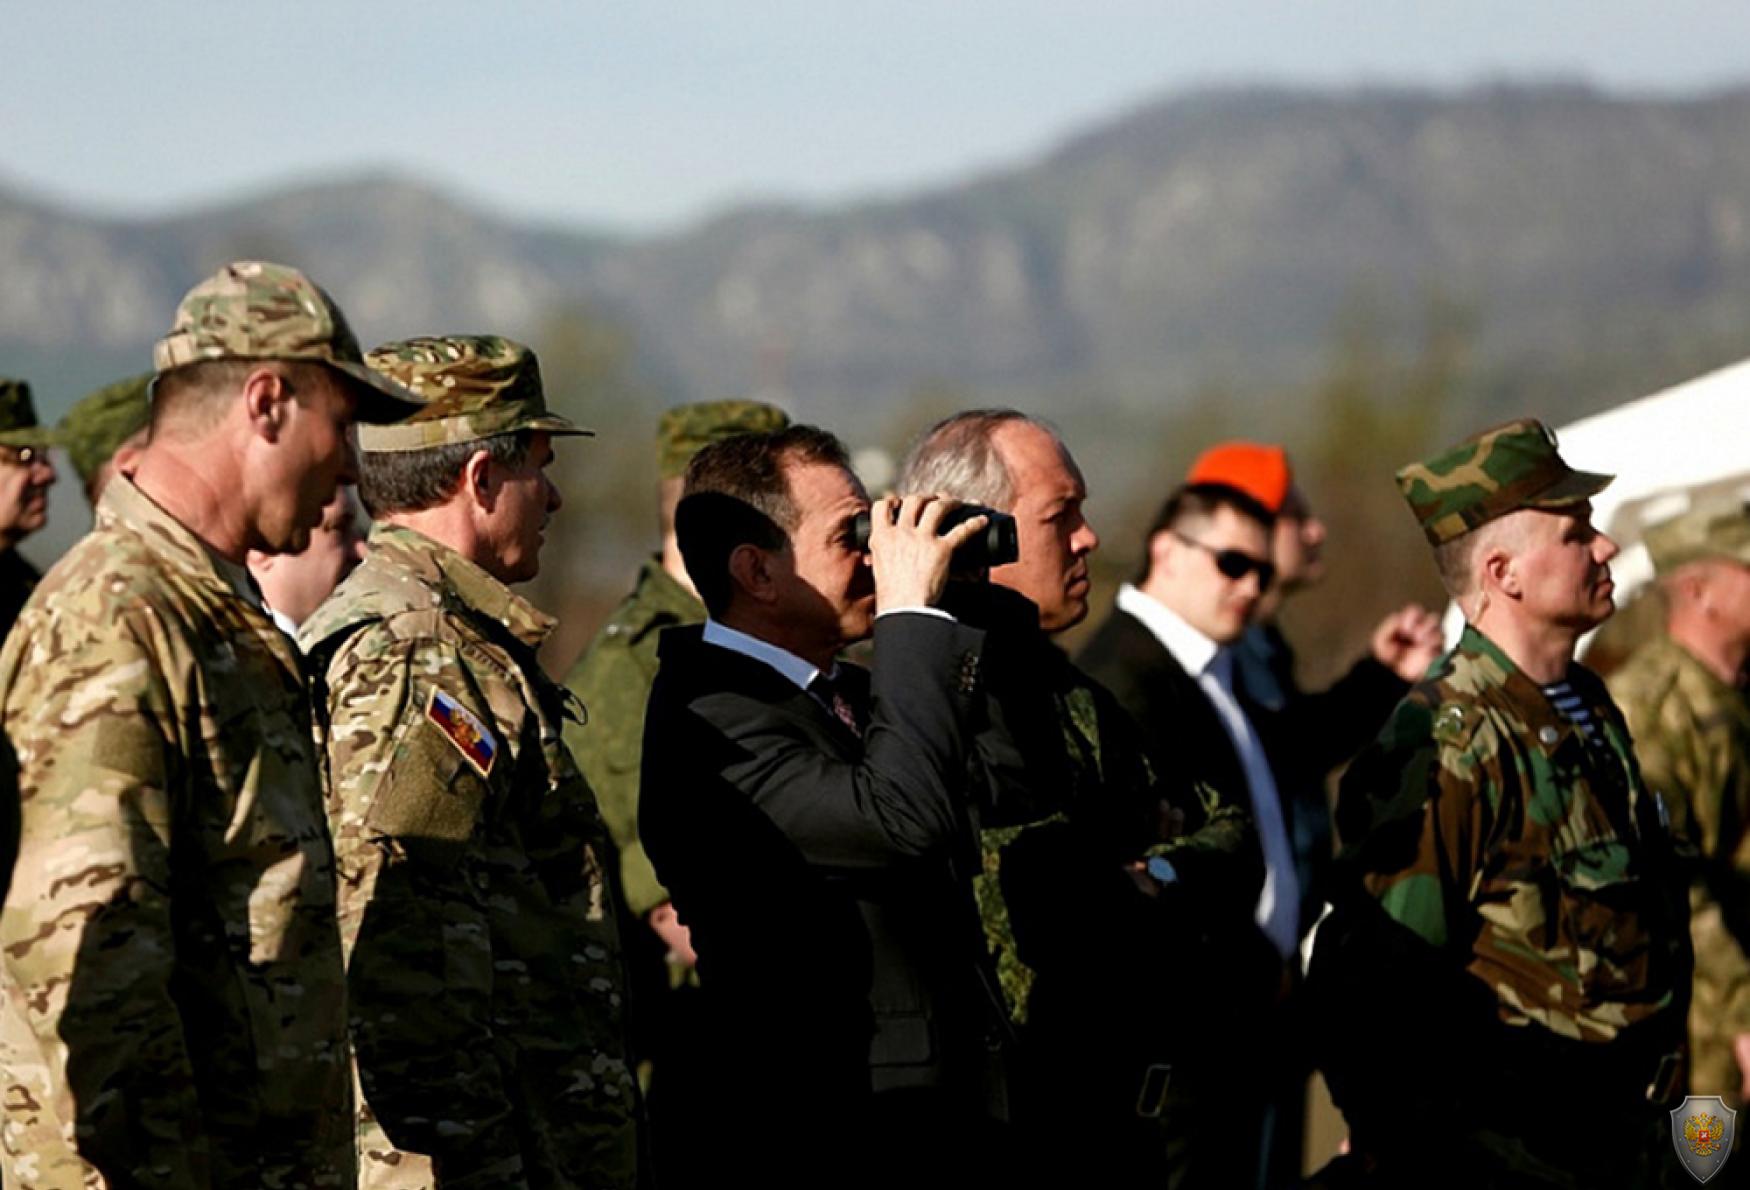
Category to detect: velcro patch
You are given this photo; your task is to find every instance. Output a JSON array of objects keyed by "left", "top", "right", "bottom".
[{"left": 425, "top": 687, "right": 497, "bottom": 778}]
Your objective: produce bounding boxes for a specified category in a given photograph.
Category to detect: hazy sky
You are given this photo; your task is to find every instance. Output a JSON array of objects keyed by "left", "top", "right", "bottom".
[{"left": 7, "top": 1, "right": 1748, "bottom": 233}]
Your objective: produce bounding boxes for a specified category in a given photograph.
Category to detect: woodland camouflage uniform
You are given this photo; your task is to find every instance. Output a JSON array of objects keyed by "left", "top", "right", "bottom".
[
  {"left": 1312, "top": 419, "right": 1693, "bottom": 1188},
  {"left": 302, "top": 336, "right": 639, "bottom": 1189}
]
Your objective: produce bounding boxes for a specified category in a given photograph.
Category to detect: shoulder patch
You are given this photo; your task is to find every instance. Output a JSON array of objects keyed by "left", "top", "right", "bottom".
[
  {"left": 1431, "top": 701, "right": 1481, "bottom": 748},
  {"left": 425, "top": 687, "right": 497, "bottom": 777}
]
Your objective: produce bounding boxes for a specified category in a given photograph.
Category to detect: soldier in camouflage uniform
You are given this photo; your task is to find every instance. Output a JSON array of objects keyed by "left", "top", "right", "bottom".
[
  {"left": 1609, "top": 498, "right": 1750, "bottom": 1115},
  {"left": 0, "top": 379, "right": 60, "bottom": 638},
  {"left": 1311, "top": 419, "right": 1692, "bottom": 1188},
  {"left": 559, "top": 398, "right": 785, "bottom": 1179},
  {"left": 59, "top": 373, "right": 151, "bottom": 507},
  {"left": 898, "top": 411, "right": 1264, "bottom": 1181},
  {"left": 0, "top": 260, "right": 421, "bottom": 1188},
  {"left": 301, "top": 336, "right": 641, "bottom": 1189}
]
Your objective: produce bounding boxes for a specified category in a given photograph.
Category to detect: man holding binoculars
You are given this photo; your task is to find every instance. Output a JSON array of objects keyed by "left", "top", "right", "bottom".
[{"left": 640, "top": 423, "right": 1011, "bottom": 1185}]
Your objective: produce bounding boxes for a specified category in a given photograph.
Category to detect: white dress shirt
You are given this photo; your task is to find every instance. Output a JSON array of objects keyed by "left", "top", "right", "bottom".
[
  {"left": 700, "top": 608, "right": 951, "bottom": 692},
  {"left": 702, "top": 618, "right": 826, "bottom": 691},
  {"left": 1116, "top": 583, "right": 1300, "bottom": 959}
]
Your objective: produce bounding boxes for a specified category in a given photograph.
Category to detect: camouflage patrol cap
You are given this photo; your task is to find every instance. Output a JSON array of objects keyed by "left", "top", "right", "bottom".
[
  {"left": 1644, "top": 497, "right": 1750, "bottom": 575},
  {"left": 657, "top": 399, "right": 790, "bottom": 478},
  {"left": 59, "top": 373, "right": 152, "bottom": 487},
  {"left": 152, "top": 260, "right": 422, "bottom": 423},
  {"left": 1396, "top": 418, "right": 1612, "bottom": 546},
  {"left": 0, "top": 378, "right": 57, "bottom": 450},
  {"left": 358, "top": 335, "right": 590, "bottom": 453}
]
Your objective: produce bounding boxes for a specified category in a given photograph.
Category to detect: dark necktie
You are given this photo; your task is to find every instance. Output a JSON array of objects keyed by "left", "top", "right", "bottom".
[{"left": 809, "top": 671, "right": 863, "bottom": 738}]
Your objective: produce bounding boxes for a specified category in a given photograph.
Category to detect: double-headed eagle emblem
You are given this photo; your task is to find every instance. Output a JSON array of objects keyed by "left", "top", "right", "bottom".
[{"left": 1685, "top": 1112, "right": 1726, "bottom": 1159}]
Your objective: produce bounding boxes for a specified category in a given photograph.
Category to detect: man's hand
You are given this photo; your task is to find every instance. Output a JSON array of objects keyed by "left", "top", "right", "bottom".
[
  {"left": 1370, "top": 604, "right": 1444, "bottom": 682},
  {"left": 868, "top": 494, "right": 988, "bottom": 613},
  {"left": 1734, "top": 1032, "right": 1750, "bottom": 1104},
  {"left": 648, "top": 901, "right": 697, "bottom": 968}
]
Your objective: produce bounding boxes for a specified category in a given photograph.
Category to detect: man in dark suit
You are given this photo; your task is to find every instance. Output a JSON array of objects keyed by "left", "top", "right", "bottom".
[
  {"left": 640, "top": 425, "right": 1004, "bottom": 1184},
  {"left": 1078, "top": 481, "right": 1299, "bottom": 1188}
]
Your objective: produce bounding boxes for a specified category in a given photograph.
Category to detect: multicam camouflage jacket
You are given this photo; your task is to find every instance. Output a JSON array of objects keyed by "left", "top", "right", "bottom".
[
  {"left": 1610, "top": 634, "right": 1750, "bottom": 1102},
  {"left": 561, "top": 558, "right": 702, "bottom": 919},
  {"left": 301, "top": 525, "right": 639, "bottom": 1190},
  {"left": 0, "top": 475, "right": 353, "bottom": 1189},
  {"left": 1334, "top": 624, "right": 1692, "bottom": 1044}
]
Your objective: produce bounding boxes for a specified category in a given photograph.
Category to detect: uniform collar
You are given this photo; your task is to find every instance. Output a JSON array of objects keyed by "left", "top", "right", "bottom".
[
  {"left": 98, "top": 474, "right": 264, "bottom": 609},
  {"left": 1457, "top": 623, "right": 1602, "bottom": 758},
  {"left": 364, "top": 523, "right": 555, "bottom": 649}
]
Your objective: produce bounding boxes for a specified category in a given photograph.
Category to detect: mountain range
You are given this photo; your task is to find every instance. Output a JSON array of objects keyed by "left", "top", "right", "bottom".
[{"left": 6, "top": 81, "right": 1750, "bottom": 432}]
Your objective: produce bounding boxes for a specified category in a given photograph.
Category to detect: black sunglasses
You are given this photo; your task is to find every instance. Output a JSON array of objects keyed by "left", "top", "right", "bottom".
[{"left": 1172, "top": 532, "right": 1276, "bottom": 588}]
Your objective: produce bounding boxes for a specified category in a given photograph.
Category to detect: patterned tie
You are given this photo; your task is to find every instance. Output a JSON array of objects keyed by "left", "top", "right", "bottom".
[{"left": 809, "top": 671, "right": 863, "bottom": 738}]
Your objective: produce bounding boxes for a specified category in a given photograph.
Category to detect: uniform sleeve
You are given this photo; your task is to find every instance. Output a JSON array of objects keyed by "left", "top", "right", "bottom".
[
  {"left": 562, "top": 632, "right": 669, "bottom": 917},
  {"left": 0, "top": 615, "right": 210, "bottom": 1187},
  {"left": 1341, "top": 701, "right": 1494, "bottom": 951},
  {"left": 322, "top": 639, "right": 529, "bottom": 1185}
]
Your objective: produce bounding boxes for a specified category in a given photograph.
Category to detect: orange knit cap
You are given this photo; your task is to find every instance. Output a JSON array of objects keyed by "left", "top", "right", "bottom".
[{"left": 1185, "top": 442, "right": 1293, "bottom": 514}]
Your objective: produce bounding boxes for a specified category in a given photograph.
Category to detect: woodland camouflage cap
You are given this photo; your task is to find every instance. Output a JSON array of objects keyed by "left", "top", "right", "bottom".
[
  {"left": 1396, "top": 418, "right": 1612, "bottom": 546},
  {"left": 1644, "top": 496, "right": 1750, "bottom": 574},
  {"left": 152, "top": 260, "right": 422, "bottom": 423},
  {"left": 358, "top": 335, "right": 590, "bottom": 453},
  {"left": 0, "top": 378, "right": 56, "bottom": 449},
  {"left": 656, "top": 399, "right": 790, "bottom": 478}
]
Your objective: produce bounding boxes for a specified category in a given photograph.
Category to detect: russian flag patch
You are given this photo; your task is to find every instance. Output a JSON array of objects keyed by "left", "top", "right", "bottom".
[{"left": 425, "top": 688, "right": 497, "bottom": 778}]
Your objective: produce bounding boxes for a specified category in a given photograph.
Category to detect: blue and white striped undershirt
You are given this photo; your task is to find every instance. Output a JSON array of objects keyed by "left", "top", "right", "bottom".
[{"left": 1541, "top": 678, "right": 1602, "bottom": 746}]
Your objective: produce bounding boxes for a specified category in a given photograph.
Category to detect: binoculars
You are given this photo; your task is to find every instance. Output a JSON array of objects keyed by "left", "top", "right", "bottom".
[{"left": 850, "top": 503, "right": 1019, "bottom": 572}]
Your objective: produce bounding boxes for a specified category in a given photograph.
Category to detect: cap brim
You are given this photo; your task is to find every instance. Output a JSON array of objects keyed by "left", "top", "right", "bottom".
[
  {"left": 522, "top": 413, "right": 594, "bottom": 438},
  {"left": 1525, "top": 467, "right": 1613, "bottom": 510},
  {"left": 0, "top": 426, "right": 61, "bottom": 450},
  {"left": 329, "top": 360, "right": 428, "bottom": 424}
]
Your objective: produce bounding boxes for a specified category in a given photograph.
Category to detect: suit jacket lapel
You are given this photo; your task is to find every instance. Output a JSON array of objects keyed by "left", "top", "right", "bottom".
[{"left": 1116, "top": 609, "right": 1250, "bottom": 801}]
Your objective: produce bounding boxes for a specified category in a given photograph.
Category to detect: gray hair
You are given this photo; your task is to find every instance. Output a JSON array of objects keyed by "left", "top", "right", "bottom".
[{"left": 898, "top": 408, "right": 1068, "bottom": 510}]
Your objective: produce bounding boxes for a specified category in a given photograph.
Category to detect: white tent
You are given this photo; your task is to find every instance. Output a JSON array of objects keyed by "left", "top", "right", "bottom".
[{"left": 1443, "top": 355, "right": 1750, "bottom": 651}]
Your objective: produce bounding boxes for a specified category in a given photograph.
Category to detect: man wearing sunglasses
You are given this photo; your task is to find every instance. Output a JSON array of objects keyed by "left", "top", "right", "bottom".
[
  {"left": 0, "top": 378, "right": 60, "bottom": 640},
  {"left": 1078, "top": 480, "right": 1298, "bottom": 1189}
]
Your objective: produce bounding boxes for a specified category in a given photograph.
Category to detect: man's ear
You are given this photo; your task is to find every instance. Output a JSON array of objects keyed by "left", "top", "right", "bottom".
[
  {"left": 241, "top": 366, "right": 289, "bottom": 442},
  {"left": 1146, "top": 529, "right": 1176, "bottom": 579},
  {"left": 727, "top": 543, "right": 779, "bottom": 605},
  {"left": 460, "top": 448, "right": 496, "bottom": 511},
  {"left": 1480, "top": 546, "right": 1519, "bottom": 600}
]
